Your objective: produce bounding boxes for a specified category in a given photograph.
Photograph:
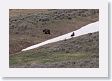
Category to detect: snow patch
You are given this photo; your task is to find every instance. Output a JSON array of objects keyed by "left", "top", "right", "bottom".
[{"left": 22, "top": 21, "right": 99, "bottom": 51}]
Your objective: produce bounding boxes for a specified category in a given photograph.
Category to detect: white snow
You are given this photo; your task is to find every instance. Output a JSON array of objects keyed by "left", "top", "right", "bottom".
[{"left": 22, "top": 21, "right": 99, "bottom": 51}]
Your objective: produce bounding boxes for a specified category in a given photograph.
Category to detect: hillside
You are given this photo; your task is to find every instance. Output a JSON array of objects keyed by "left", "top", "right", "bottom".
[
  {"left": 10, "top": 32, "right": 99, "bottom": 68},
  {"left": 9, "top": 9, "right": 99, "bottom": 54}
]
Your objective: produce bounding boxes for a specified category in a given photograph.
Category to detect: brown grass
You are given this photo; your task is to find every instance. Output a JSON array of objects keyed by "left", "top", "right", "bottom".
[
  {"left": 9, "top": 9, "right": 99, "bottom": 54},
  {"left": 9, "top": 9, "right": 49, "bottom": 17}
]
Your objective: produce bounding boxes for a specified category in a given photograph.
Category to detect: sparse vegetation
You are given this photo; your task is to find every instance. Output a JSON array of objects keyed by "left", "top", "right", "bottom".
[
  {"left": 9, "top": 9, "right": 99, "bottom": 68},
  {"left": 10, "top": 32, "right": 99, "bottom": 68},
  {"left": 9, "top": 9, "right": 99, "bottom": 54}
]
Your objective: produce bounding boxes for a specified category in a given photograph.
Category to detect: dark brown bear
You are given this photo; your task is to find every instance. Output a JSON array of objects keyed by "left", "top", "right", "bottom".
[{"left": 43, "top": 29, "right": 50, "bottom": 34}]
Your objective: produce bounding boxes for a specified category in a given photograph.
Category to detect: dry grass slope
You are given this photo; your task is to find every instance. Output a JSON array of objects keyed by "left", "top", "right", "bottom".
[
  {"left": 10, "top": 32, "right": 99, "bottom": 68},
  {"left": 9, "top": 9, "right": 99, "bottom": 54}
]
